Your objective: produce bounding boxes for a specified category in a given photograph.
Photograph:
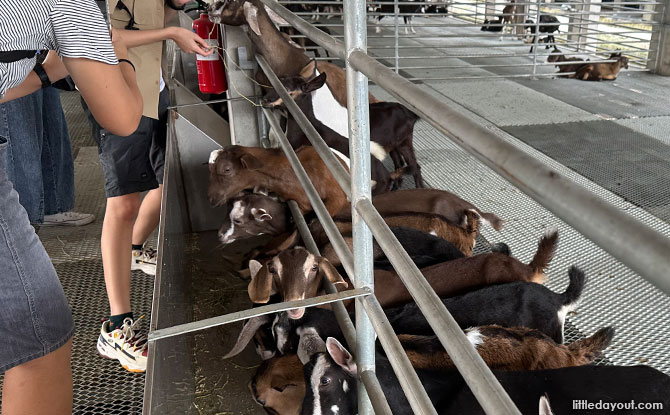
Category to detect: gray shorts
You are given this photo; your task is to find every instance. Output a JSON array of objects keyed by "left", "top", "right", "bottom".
[
  {"left": 84, "top": 88, "right": 169, "bottom": 198},
  {"left": 0, "top": 135, "right": 74, "bottom": 373}
]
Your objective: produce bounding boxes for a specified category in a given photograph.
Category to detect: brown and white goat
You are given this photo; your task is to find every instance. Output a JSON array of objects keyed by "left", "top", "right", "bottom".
[
  {"left": 547, "top": 48, "right": 587, "bottom": 77},
  {"left": 337, "top": 188, "right": 503, "bottom": 232},
  {"left": 575, "top": 52, "right": 629, "bottom": 81},
  {"left": 501, "top": 0, "right": 517, "bottom": 34},
  {"left": 248, "top": 230, "right": 557, "bottom": 314},
  {"left": 249, "top": 354, "right": 305, "bottom": 415},
  {"left": 400, "top": 325, "right": 615, "bottom": 371},
  {"left": 208, "top": 145, "right": 348, "bottom": 216},
  {"left": 207, "top": 0, "right": 378, "bottom": 106}
]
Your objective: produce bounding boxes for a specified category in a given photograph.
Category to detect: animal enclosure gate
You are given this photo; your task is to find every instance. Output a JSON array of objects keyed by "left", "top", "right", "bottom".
[{"left": 278, "top": 0, "right": 664, "bottom": 79}]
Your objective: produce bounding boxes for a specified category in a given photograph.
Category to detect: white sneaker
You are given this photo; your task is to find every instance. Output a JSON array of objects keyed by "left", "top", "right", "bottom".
[
  {"left": 41, "top": 211, "right": 95, "bottom": 226},
  {"left": 131, "top": 246, "right": 157, "bottom": 276},
  {"left": 97, "top": 317, "right": 148, "bottom": 373}
]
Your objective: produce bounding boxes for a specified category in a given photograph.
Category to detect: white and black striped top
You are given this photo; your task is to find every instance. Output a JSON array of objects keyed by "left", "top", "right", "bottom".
[{"left": 0, "top": 0, "right": 118, "bottom": 99}]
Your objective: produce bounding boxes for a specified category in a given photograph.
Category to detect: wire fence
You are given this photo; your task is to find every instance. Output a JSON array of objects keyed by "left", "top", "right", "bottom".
[{"left": 276, "top": 0, "right": 663, "bottom": 79}]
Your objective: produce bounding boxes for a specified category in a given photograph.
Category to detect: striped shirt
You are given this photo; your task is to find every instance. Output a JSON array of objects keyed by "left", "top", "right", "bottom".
[{"left": 0, "top": 0, "right": 118, "bottom": 99}]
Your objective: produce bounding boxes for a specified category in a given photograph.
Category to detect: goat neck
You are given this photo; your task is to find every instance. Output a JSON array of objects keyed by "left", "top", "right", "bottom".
[{"left": 246, "top": 0, "right": 310, "bottom": 77}]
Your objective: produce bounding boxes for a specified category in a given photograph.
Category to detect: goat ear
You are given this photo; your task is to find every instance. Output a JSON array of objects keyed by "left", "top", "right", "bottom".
[
  {"left": 249, "top": 259, "right": 263, "bottom": 278},
  {"left": 248, "top": 263, "right": 274, "bottom": 303},
  {"left": 303, "top": 72, "right": 327, "bottom": 93},
  {"left": 299, "top": 60, "right": 317, "bottom": 80},
  {"left": 539, "top": 395, "right": 554, "bottom": 415},
  {"left": 240, "top": 153, "right": 262, "bottom": 170},
  {"left": 318, "top": 257, "right": 348, "bottom": 288},
  {"left": 251, "top": 207, "right": 273, "bottom": 222},
  {"left": 243, "top": 2, "right": 262, "bottom": 37},
  {"left": 326, "top": 337, "right": 357, "bottom": 376},
  {"left": 264, "top": 5, "right": 289, "bottom": 26}
]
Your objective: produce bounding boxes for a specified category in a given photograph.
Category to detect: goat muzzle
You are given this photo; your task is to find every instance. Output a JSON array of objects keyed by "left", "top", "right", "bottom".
[{"left": 287, "top": 308, "right": 305, "bottom": 320}]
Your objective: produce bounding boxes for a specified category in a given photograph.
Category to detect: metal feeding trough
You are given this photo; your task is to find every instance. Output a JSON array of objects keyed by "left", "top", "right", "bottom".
[{"left": 143, "top": 16, "right": 270, "bottom": 413}]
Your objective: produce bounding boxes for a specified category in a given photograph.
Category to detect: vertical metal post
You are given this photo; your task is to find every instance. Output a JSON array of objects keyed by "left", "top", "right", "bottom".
[
  {"left": 344, "top": 0, "right": 374, "bottom": 412},
  {"left": 394, "top": 0, "right": 400, "bottom": 73},
  {"left": 532, "top": 0, "right": 541, "bottom": 77}
]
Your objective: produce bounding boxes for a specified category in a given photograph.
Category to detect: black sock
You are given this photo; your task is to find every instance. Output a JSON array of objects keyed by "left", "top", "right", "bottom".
[
  {"left": 109, "top": 312, "right": 134, "bottom": 330},
  {"left": 132, "top": 244, "right": 144, "bottom": 251}
]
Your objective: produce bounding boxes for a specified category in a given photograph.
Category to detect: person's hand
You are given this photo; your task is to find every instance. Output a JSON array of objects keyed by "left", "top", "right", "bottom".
[
  {"left": 42, "top": 51, "right": 69, "bottom": 83},
  {"left": 111, "top": 28, "right": 130, "bottom": 60},
  {"left": 170, "top": 27, "right": 214, "bottom": 56}
]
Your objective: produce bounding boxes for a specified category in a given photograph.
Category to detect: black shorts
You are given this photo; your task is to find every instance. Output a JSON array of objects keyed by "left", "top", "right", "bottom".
[{"left": 83, "top": 88, "right": 168, "bottom": 198}]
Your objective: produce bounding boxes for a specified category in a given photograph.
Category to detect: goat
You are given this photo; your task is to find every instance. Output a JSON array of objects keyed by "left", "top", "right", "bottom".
[
  {"left": 264, "top": 70, "right": 423, "bottom": 189},
  {"left": 304, "top": 337, "right": 670, "bottom": 415},
  {"left": 262, "top": 72, "right": 405, "bottom": 195},
  {"left": 227, "top": 265, "right": 583, "bottom": 364},
  {"left": 369, "top": 0, "right": 422, "bottom": 34},
  {"left": 218, "top": 192, "right": 292, "bottom": 245},
  {"left": 525, "top": 14, "right": 560, "bottom": 52},
  {"left": 312, "top": 210, "right": 480, "bottom": 259},
  {"left": 208, "top": 0, "right": 378, "bottom": 107},
  {"left": 547, "top": 47, "right": 587, "bottom": 77},
  {"left": 399, "top": 325, "right": 614, "bottom": 371},
  {"left": 481, "top": 17, "right": 504, "bottom": 32},
  {"left": 421, "top": 1, "right": 448, "bottom": 14},
  {"left": 337, "top": 188, "right": 504, "bottom": 232},
  {"left": 574, "top": 52, "right": 629, "bottom": 81},
  {"left": 249, "top": 230, "right": 557, "bottom": 312},
  {"left": 386, "top": 265, "right": 586, "bottom": 343},
  {"left": 249, "top": 354, "right": 305, "bottom": 415},
  {"left": 208, "top": 145, "right": 348, "bottom": 216},
  {"left": 501, "top": 0, "right": 517, "bottom": 34}
]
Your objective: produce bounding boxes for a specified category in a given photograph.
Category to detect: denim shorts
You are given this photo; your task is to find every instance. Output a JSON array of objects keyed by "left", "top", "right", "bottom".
[
  {"left": 83, "top": 88, "right": 168, "bottom": 198},
  {"left": 0, "top": 135, "right": 74, "bottom": 373}
]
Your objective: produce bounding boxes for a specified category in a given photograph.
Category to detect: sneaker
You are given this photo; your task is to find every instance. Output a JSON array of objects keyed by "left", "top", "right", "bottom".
[
  {"left": 97, "top": 316, "right": 148, "bottom": 373},
  {"left": 41, "top": 211, "right": 95, "bottom": 226},
  {"left": 131, "top": 246, "right": 157, "bottom": 276}
]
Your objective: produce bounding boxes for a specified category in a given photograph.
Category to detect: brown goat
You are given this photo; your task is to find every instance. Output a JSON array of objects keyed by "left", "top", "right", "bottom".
[
  {"left": 208, "top": 145, "right": 348, "bottom": 216},
  {"left": 400, "top": 325, "right": 615, "bottom": 371},
  {"left": 575, "top": 52, "right": 629, "bottom": 81},
  {"left": 547, "top": 48, "right": 587, "bottom": 77},
  {"left": 336, "top": 188, "right": 503, "bottom": 232},
  {"left": 249, "top": 354, "right": 305, "bottom": 415},
  {"left": 249, "top": 230, "right": 557, "bottom": 313},
  {"left": 208, "top": 0, "right": 378, "bottom": 106}
]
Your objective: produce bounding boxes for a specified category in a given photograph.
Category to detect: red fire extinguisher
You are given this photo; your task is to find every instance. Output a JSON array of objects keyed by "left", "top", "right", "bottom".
[{"left": 192, "top": 13, "right": 228, "bottom": 94}]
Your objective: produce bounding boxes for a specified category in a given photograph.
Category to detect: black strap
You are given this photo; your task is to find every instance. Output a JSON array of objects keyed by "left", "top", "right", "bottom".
[
  {"left": 115, "top": 0, "right": 139, "bottom": 30},
  {"left": 0, "top": 50, "right": 38, "bottom": 63}
]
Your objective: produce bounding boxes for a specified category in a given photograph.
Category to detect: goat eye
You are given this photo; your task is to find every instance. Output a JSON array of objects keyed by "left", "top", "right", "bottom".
[
  {"left": 311, "top": 264, "right": 319, "bottom": 272},
  {"left": 268, "top": 266, "right": 276, "bottom": 274},
  {"left": 224, "top": 167, "right": 232, "bottom": 174},
  {"left": 320, "top": 377, "right": 330, "bottom": 386},
  {"left": 233, "top": 219, "right": 242, "bottom": 225}
]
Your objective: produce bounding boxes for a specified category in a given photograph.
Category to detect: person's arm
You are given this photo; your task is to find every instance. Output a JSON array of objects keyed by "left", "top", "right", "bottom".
[
  {"left": 0, "top": 51, "right": 68, "bottom": 103},
  {"left": 112, "top": 26, "right": 213, "bottom": 55},
  {"left": 65, "top": 41, "right": 143, "bottom": 136}
]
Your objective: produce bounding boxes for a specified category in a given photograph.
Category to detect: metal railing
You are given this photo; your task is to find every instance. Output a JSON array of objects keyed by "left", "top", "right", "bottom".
[{"left": 276, "top": 0, "right": 664, "bottom": 79}]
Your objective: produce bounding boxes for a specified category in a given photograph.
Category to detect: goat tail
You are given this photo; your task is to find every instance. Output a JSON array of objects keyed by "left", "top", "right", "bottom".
[
  {"left": 568, "top": 327, "right": 615, "bottom": 363},
  {"left": 222, "top": 314, "right": 273, "bottom": 359},
  {"left": 528, "top": 228, "right": 559, "bottom": 274},
  {"left": 389, "top": 165, "right": 412, "bottom": 181},
  {"left": 481, "top": 212, "right": 504, "bottom": 231},
  {"left": 561, "top": 265, "right": 587, "bottom": 306},
  {"left": 370, "top": 141, "right": 388, "bottom": 161},
  {"left": 490, "top": 242, "right": 511, "bottom": 256}
]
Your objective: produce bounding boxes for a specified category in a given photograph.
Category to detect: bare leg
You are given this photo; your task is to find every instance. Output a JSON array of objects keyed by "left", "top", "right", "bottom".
[
  {"left": 2, "top": 339, "right": 73, "bottom": 415},
  {"left": 102, "top": 193, "right": 141, "bottom": 315},
  {"left": 131, "top": 185, "right": 163, "bottom": 246}
]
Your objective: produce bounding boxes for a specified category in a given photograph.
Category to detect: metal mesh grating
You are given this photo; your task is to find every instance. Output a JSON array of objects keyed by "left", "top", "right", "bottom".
[
  {"left": 503, "top": 119, "right": 670, "bottom": 222},
  {"left": 380, "top": 83, "right": 670, "bottom": 372}
]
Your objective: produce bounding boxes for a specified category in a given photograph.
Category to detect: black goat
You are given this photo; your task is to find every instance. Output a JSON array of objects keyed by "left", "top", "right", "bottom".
[
  {"left": 525, "top": 14, "right": 560, "bottom": 52},
  {"left": 385, "top": 265, "right": 586, "bottom": 343},
  {"left": 303, "top": 339, "right": 670, "bottom": 415}
]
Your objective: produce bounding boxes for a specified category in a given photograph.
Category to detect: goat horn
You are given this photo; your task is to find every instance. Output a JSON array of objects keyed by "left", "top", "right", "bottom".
[{"left": 222, "top": 314, "right": 273, "bottom": 359}]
